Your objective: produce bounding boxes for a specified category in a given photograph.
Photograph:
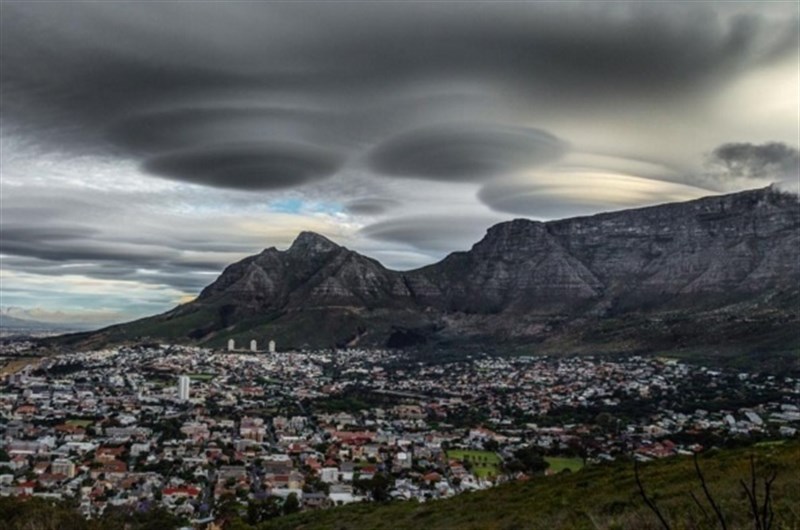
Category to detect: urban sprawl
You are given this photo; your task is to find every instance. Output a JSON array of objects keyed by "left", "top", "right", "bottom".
[{"left": 1, "top": 343, "right": 798, "bottom": 525}]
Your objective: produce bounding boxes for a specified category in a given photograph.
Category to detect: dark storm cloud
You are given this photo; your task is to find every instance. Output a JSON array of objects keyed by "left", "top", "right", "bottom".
[
  {"left": 0, "top": 186, "right": 266, "bottom": 294},
  {"left": 1, "top": 227, "right": 176, "bottom": 267},
  {"left": 2, "top": 2, "right": 797, "bottom": 185},
  {"left": 142, "top": 143, "right": 344, "bottom": 190},
  {"left": 0, "top": 227, "right": 225, "bottom": 294},
  {"left": 278, "top": 2, "right": 799, "bottom": 102},
  {"left": 360, "top": 215, "right": 503, "bottom": 253},
  {"left": 368, "top": 125, "right": 567, "bottom": 182},
  {"left": 344, "top": 198, "right": 401, "bottom": 216},
  {"left": 707, "top": 142, "right": 799, "bottom": 181},
  {"left": 106, "top": 107, "right": 337, "bottom": 154},
  {"left": 1, "top": 255, "right": 213, "bottom": 293},
  {"left": 0, "top": 225, "right": 99, "bottom": 244},
  {"left": 1, "top": 183, "right": 305, "bottom": 255}
]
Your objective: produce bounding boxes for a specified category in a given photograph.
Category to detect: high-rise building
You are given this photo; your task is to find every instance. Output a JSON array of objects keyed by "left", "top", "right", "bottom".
[
  {"left": 178, "top": 375, "right": 190, "bottom": 401},
  {"left": 250, "top": 339, "right": 257, "bottom": 352},
  {"left": 268, "top": 340, "right": 276, "bottom": 353},
  {"left": 227, "top": 339, "right": 235, "bottom": 351}
]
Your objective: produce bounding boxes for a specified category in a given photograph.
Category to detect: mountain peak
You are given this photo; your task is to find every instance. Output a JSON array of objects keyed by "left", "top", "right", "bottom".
[
  {"left": 288, "top": 231, "right": 341, "bottom": 254},
  {"left": 74, "top": 188, "right": 799, "bottom": 353}
]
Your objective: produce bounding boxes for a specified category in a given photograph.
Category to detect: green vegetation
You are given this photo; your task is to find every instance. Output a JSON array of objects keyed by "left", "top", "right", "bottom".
[
  {"left": 446, "top": 449, "right": 502, "bottom": 479},
  {"left": 0, "top": 497, "right": 187, "bottom": 530},
  {"left": 310, "top": 387, "right": 400, "bottom": 414},
  {"left": 502, "top": 445, "right": 549, "bottom": 476},
  {"left": 545, "top": 456, "right": 584, "bottom": 473},
  {"left": 188, "top": 373, "right": 215, "bottom": 381},
  {"left": 258, "top": 443, "right": 799, "bottom": 530}
]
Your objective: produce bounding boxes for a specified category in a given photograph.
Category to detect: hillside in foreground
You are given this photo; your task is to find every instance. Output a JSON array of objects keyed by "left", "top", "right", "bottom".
[
  {"left": 258, "top": 443, "right": 799, "bottom": 530},
  {"left": 0, "top": 443, "right": 796, "bottom": 530}
]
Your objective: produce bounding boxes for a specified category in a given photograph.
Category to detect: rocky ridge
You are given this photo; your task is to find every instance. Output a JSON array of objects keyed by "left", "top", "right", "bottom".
[{"left": 65, "top": 186, "right": 799, "bottom": 357}]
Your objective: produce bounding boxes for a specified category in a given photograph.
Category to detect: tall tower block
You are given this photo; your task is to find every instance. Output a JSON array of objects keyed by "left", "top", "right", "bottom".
[
  {"left": 178, "top": 375, "right": 190, "bottom": 401},
  {"left": 227, "top": 339, "right": 235, "bottom": 352}
]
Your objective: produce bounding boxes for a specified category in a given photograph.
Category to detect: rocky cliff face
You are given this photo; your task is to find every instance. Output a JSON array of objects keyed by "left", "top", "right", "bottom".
[
  {"left": 73, "top": 186, "right": 799, "bottom": 355},
  {"left": 420, "top": 187, "right": 798, "bottom": 314}
]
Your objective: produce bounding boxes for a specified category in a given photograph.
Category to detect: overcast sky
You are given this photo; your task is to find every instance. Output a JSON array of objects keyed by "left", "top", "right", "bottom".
[{"left": 1, "top": 1, "right": 798, "bottom": 326}]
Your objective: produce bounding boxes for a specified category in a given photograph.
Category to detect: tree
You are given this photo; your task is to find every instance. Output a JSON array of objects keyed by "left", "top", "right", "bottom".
[
  {"left": 355, "top": 473, "right": 394, "bottom": 502},
  {"left": 283, "top": 492, "right": 300, "bottom": 515},
  {"left": 216, "top": 493, "right": 244, "bottom": 525},
  {"left": 101, "top": 505, "right": 187, "bottom": 530},
  {"left": 505, "top": 446, "right": 549, "bottom": 475},
  {"left": 368, "top": 472, "right": 394, "bottom": 502},
  {"left": 245, "top": 497, "right": 282, "bottom": 525}
]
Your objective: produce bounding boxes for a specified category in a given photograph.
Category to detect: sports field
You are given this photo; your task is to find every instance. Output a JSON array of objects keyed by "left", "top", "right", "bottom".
[{"left": 447, "top": 449, "right": 502, "bottom": 478}]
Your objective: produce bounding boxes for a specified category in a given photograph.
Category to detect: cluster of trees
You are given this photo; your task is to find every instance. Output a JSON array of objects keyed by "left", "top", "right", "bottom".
[
  {"left": 310, "top": 386, "right": 398, "bottom": 414},
  {"left": 214, "top": 492, "right": 301, "bottom": 529},
  {"left": 353, "top": 472, "right": 394, "bottom": 502},
  {"left": 503, "top": 446, "right": 549, "bottom": 475}
]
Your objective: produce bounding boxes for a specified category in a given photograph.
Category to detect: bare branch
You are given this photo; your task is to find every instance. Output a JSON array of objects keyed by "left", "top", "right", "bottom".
[
  {"left": 739, "top": 478, "right": 761, "bottom": 530},
  {"left": 693, "top": 452, "right": 727, "bottom": 530},
  {"left": 762, "top": 470, "right": 777, "bottom": 530},
  {"left": 634, "top": 458, "right": 672, "bottom": 530},
  {"left": 689, "top": 491, "right": 710, "bottom": 522},
  {"left": 738, "top": 454, "right": 778, "bottom": 530},
  {"left": 751, "top": 455, "right": 759, "bottom": 529}
]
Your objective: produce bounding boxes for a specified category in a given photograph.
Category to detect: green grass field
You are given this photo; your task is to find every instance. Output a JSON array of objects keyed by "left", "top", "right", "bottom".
[
  {"left": 545, "top": 456, "right": 584, "bottom": 473},
  {"left": 447, "top": 449, "right": 502, "bottom": 479}
]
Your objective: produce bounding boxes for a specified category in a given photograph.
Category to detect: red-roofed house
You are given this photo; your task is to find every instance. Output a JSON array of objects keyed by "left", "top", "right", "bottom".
[{"left": 162, "top": 486, "right": 201, "bottom": 501}]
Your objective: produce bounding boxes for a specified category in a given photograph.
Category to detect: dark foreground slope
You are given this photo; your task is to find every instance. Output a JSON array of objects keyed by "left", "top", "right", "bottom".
[
  {"left": 59, "top": 187, "right": 800, "bottom": 359},
  {"left": 1, "top": 443, "right": 795, "bottom": 530},
  {"left": 259, "top": 443, "right": 799, "bottom": 530}
]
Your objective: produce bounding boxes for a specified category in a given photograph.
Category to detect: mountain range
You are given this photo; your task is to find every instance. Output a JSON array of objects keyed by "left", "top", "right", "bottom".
[
  {"left": 59, "top": 186, "right": 799, "bottom": 360},
  {"left": 0, "top": 313, "right": 88, "bottom": 332}
]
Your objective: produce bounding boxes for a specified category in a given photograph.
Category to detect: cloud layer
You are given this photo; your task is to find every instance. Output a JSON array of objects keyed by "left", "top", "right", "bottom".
[
  {"left": 143, "top": 142, "right": 344, "bottom": 190},
  {"left": 369, "top": 124, "right": 567, "bottom": 182},
  {"left": 1, "top": 2, "right": 798, "bottom": 324}
]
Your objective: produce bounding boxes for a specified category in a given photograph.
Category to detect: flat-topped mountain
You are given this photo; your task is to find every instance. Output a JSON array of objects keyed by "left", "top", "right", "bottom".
[{"left": 62, "top": 186, "right": 799, "bottom": 358}]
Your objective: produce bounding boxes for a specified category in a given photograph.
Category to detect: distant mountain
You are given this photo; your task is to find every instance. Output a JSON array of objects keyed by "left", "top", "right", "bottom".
[
  {"left": 0, "top": 313, "right": 85, "bottom": 332},
  {"left": 61, "top": 187, "right": 800, "bottom": 359}
]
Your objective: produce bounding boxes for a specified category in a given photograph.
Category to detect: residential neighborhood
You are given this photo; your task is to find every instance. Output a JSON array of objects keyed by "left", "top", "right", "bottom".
[{"left": 1, "top": 343, "right": 798, "bottom": 526}]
